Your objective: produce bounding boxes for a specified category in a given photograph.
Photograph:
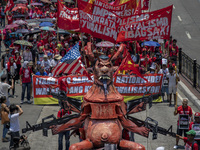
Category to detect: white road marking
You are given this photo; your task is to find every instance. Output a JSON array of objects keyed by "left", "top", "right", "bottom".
[
  {"left": 178, "top": 93, "right": 196, "bottom": 113},
  {"left": 186, "top": 31, "right": 192, "bottom": 39},
  {"left": 173, "top": 5, "right": 175, "bottom": 9},
  {"left": 177, "top": 16, "right": 182, "bottom": 22}
]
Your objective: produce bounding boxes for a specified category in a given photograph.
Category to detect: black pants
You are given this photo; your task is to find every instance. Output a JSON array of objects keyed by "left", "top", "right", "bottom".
[
  {"left": 8, "top": 74, "right": 15, "bottom": 95},
  {"left": 16, "top": 64, "right": 21, "bottom": 80},
  {"left": 10, "top": 131, "right": 20, "bottom": 148}
]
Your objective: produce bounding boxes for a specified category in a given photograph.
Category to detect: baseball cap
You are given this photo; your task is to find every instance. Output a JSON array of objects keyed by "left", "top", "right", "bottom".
[
  {"left": 195, "top": 112, "right": 200, "bottom": 117},
  {"left": 186, "top": 130, "right": 196, "bottom": 136}
]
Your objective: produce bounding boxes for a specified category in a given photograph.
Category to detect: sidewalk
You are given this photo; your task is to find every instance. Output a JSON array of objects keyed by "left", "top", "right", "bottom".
[{"left": 178, "top": 75, "right": 200, "bottom": 110}]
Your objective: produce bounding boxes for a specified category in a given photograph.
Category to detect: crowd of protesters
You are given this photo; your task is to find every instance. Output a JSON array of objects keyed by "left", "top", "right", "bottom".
[{"left": 0, "top": 0, "right": 199, "bottom": 150}]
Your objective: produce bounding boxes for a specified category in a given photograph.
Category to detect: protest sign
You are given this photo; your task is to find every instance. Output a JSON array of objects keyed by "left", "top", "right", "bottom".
[
  {"left": 179, "top": 114, "right": 189, "bottom": 129},
  {"left": 94, "top": 0, "right": 137, "bottom": 18},
  {"left": 192, "top": 124, "right": 200, "bottom": 140},
  {"left": 57, "top": 0, "right": 79, "bottom": 31},
  {"left": 78, "top": 0, "right": 121, "bottom": 43},
  {"left": 117, "top": 5, "right": 173, "bottom": 42}
]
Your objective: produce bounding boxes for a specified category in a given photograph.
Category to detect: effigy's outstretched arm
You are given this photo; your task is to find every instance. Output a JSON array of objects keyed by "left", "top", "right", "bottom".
[
  {"left": 51, "top": 104, "right": 91, "bottom": 135},
  {"left": 116, "top": 106, "right": 149, "bottom": 137}
]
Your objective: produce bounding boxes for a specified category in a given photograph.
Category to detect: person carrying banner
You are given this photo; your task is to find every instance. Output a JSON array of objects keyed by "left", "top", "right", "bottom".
[
  {"left": 174, "top": 98, "right": 193, "bottom": 149},
  {"left": 176, "top": 130, "right": 199, "bottom": 150},
  {"left": 167, "top": 66, "right": 180, "bottom": 106}
]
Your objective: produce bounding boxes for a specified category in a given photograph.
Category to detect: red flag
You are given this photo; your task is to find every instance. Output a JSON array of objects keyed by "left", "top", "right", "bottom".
[
  {"left": 134, "top": 0, "right": 142, "bottom": 15},
  {"left": 142, "top": 0, "right": 149, "bottom": 10},
  {"left": 4, "top": 0, "right": 14, "bottom": 13},
  {"left": 113, "top": 54, "right": 147, "bottom": 82}
]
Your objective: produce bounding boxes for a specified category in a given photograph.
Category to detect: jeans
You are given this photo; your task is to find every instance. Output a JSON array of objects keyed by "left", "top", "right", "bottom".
[
  {"left": 58, "top": 131, "right": 70, "bottom": 150},
  {"left": 2, "top": 124, "right": 8, "bottom": 138},
  {"left": 0, "top": 18, "right": 5, "bottom": 27},
  {"left": 21, "top": 82, "right": 31, "bottom": 101},
  {"left": 10, "top": 131, "right": 20, "bottom": 148}
]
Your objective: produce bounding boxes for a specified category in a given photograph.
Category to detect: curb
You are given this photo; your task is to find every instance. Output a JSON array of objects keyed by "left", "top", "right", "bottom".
[{"left": 178, "top": 81, "right": 200, "bottom": 110}]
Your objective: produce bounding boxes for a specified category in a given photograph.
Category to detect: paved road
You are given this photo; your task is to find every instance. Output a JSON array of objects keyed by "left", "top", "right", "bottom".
[{"left": 151, "top": 0, "right": 200, "bottom": 63}]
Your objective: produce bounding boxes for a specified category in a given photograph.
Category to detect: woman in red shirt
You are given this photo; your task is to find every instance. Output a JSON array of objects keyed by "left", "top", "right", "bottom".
[
  {"left": 14, "top": 51, "right": 22, "bottom": 81},
  {"left": 7, "top": 12, "right": 13, "bottom": 25}
]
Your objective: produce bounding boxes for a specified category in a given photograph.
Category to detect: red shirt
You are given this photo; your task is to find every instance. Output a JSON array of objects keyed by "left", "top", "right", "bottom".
[
  {"left": 169, "top": 44, "right": 179, "bottom": 57},
  {"left": 14, "top": 55, "right": 22, "bottom": 65},
  {"left": 57, "top": 109, "right": 71, "bottom": 118},
  {"left": 177, "top": 105, "right": 193, "bottom": 125},
  {"left": 7, "top": 15, "right": 13, "bottom": 25},
  {"left": 58, "top": 76, "right": 68, "bottom": 92},
  {"left": 19, "top": 67, "right": 33, "bottom": 83},
  {"left": 183, "top": 137, "right": 199, "bottom": 150}
]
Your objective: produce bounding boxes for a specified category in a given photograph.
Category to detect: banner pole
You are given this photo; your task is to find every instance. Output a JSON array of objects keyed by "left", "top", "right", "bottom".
[{"left": 81, "top": 33, "right": 87, "bottom": 68}]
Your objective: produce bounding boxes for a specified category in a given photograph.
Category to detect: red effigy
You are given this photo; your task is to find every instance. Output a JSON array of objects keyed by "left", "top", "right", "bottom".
[{"left": 51, "top": 43, "right": 149, "bottom": 150}]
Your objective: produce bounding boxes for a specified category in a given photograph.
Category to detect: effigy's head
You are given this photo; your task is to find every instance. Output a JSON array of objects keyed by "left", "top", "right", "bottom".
[{"left": 94, "top": 55, "right": 114, "bottom": 86}]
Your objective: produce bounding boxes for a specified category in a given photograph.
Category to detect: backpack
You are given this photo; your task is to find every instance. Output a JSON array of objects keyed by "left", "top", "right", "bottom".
[{"left": 192, "top": 141, "right": 200, "bottom": 150}]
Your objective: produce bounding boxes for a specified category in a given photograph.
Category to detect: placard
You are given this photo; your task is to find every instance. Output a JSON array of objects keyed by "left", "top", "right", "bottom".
[
  {"left": 192, "top": 124, "right": 200, "bottom": 140},
  {"left": 179, "top": 114, "right": 189, "bottom": 129}
]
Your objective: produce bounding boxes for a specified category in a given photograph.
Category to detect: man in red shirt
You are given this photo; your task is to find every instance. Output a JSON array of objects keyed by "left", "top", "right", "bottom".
[
  {"left": 169, "top": 39, "right": 179, "bottom": 64},
  {"left": 174, "top": 98, "right": 193, "bottom": 149},
  {"left": 19, "top": 61, "right": 33, "bottom": 104},
  {"left": 57, "top": 106, "right": 71, "bottom": 150},
  {"left": 176, "top": 130, "right": 199, "bottom": 150}
]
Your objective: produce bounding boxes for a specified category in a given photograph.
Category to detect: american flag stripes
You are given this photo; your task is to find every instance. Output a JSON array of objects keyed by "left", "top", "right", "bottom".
[{"left": 52, "top": 43, "right": 84, "bottom": 76}]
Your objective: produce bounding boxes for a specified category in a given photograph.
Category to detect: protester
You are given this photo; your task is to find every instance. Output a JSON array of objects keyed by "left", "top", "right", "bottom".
[
  {"left": 57, "top": 107, "right": 71, "bottom": 150},
  {"left": 6, "top": 57, "right": 17, "bottom": 97},
  {"left": 1, "top": 48, "right": 11, "bottom": 70},
  {"left": 169, "top": 39, "right": 179, "bottom": 64},
  {"left": 176, "top": 130, "right": 199, "bottom": 150},
  {"left": 50, "top": 54, "right": 62, "bottom": 69},
  {"left": 9, "top": 104, "right": 23, "bottom": 149},
  {"left": 0, "top": 74, "right": 14, "bottom": 106},
  {"left": 174, "top": 98, "right": 193, "bottom": 149},
  {"left": 14, "top": 51, "right": 22, "bottom": 82},
  {"left": 167, "top": 66, "right": 180, "bottom": 106},
  {"left": 19, "top": 61, "right": 33, "bottom": 104},
  {"left": 23, "top": 46, "right": 33, "bottom": 62},
  {"left": 35, "top": 67, "right": 48, "bottom": 76},
  {"left": 0, "top": 96, "right": 10, "bottom": 142},
  {"left": 158, "top": 59, "right": 169, "bottom": 102},
  {"left": 41, "top": 55, "right": 51, "bottom": 73}
]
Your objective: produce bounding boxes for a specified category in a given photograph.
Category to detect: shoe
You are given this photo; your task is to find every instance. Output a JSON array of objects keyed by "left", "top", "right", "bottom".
[
  {"left": 27, "top": 101, "right": 33, "bottom": 104},
  {"left": 20, "top": 100, "right": 24, "bottom": 104},
  {"left": 10, "top": 95, "right": 14, "bottom": 98},
  {"left": 2, "top": 138, "right": 9, "bottom": 142},
  {"left": 174, "top": 145, "right": 179, "bottom": 149}
]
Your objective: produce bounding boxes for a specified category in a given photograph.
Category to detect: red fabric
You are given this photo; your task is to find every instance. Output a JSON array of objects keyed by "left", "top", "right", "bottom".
[
  {"left": 14, "top": 55, "right": 22, "bottom": 65},
  {"left": 164, "top": 40, "right": 172, "bottom": 49},
  {"left": 19, "top": 67, "right": 32, "bottom": 83},
  {"left": 183, "top": 137, "right": 199, "bottom": 150},
  {"left": 7, "top": 15, "right": 13, "bottom": 25},
  {"left": 4, "top": 0, "right": 14, "bottom": 13},
  {"left": 7, "top": 57, "right": 14, "bottom": 72},
  {"left": 177, "top": 105, "right": 193, "bottom": 125},
  {"left": 57, "top": 0, "right": 79, "bottom": 31},
  {"left": 57, "top": 109, "right": 71, "bottom": 118},
  {"left": 134, "top": 0, "right": 142, "bottom": 15},
  {"left": 117, "top": 5, "right": 173, "bottom": 42},
  {"left": 58, "top": 76, "right": 68, "bottom": 92}
]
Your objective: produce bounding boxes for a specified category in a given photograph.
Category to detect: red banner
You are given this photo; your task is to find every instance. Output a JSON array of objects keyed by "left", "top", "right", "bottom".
[
  {"left": 117, "top": 5, "right": 173, "bottom": 42},
  {"left": 57, "top": 0, "right": 79, "bottom": 31},
  {"left": 78, "top": 0, "right": 121, "bottom": 43}
]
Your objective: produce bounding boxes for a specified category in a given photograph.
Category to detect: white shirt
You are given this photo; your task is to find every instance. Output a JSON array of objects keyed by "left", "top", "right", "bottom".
[
  {"left": 0, "top": 82, "right": 11, "bottom": 106},
  {"left": 41, "top": 60, "right": 51, "bottom": 70},
  {"left": 158, "top": 68, "right": 169, "bottom": 86},
  {"left": 9, "top": 113, "right": 20, "bottom": 132},
  {"left": 50, "top": 59, "right": 58, "bottom": 68},
  {"left": 167, "top": 71, "right": 179, "bottom": 87}
]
